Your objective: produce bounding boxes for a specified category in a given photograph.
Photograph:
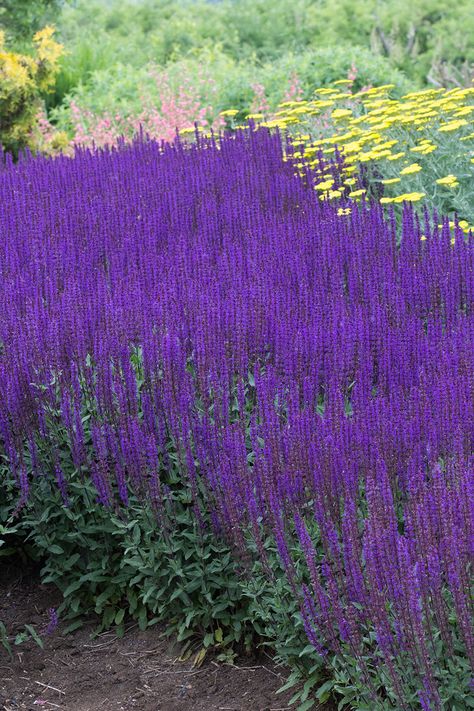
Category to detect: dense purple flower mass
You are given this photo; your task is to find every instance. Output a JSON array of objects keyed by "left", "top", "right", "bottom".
[{"left": 0, "top": 130, "right": 472, "bottom": 707}]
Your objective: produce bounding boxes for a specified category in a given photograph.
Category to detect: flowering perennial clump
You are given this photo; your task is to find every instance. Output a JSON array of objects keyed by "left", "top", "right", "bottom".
[
  {"left": 0, "top": 130, "right": 472, "bottom": 708},
  {"left": 67, "top": 67, "right": 225, "bottom": 150},
  {"left": 0, "top": 27, "right": 64, "bottom": 154},
  {"left": 217, "top": 82, "right": 474, "bottom": 226}
]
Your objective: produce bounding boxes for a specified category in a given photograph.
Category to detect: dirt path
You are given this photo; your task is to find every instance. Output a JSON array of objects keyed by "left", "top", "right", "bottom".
[{"left": 0, "top": 562, "right": 334, "bottom": 711}]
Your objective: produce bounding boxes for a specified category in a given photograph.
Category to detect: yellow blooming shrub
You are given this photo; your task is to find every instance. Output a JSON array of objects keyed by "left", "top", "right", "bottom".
[{"left": 0, "top": 27, "right": 64, "bottom": 155}]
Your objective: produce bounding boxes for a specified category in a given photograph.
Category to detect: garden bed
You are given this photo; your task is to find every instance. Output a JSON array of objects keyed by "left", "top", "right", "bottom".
[{"left": 0, "top": 561, "right": 327, "bottom": 711}]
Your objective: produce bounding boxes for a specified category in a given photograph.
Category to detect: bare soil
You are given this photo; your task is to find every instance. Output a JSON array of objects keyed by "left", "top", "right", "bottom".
[{"left": 0, "top": 560, "right": 334, "bottom": 711}]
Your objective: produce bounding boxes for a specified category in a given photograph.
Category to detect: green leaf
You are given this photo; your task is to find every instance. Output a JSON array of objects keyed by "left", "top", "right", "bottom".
[
  {"left": 62, "top": 620, "right": 83, "bottom": 635},
  {"left": 15, "top": 631, "right": 28, "bottom": 645},
  {"left": 24, "top": 625, "right": 44, "bottom": 649},
  {"left": 94, "top": 586, "right": 116, "bottom": 612},
  {"left": 299, "top": 643, "right": 318, "bottom": 657},
  {"left": 116, "top": 623, "right": 125, "bottom": 638},
  {"left": 0, "top": 621, "right": 12, "bottom": 658},
  {"left": 48, "top": 544, "right": 64, "bottom": 555},
  {"left": 297, "top": 700, "right": 316, "bottom": 711},
  {"left": 64, "top": 553, "right": 82, "bottom": 568},
  {"left": 132, "top": 524, "right": 141, "bottom": 546},
  {"left": 102, "top": 607, "right": 116, "bottom": 629},
  {"left": 63, "top": 578, "right": 85, "bottom": 598},
  {"left": 203, "top": 632, "right": 214, "bottom": 647},
  {"left": 138, "top": 607, "right": 148, "bottom": 631},
  {"left": 316, "top": 679, "right": 334, "bottom": 702},
  {"left": 297, "top": 674, "right": 323, "bottom": 703},
  {"left": 142, "top": 585, "right": 158, "bottom": 605},
  {"left": 276, "top": 671, "right": 300, "bottom": 694},
  {"left": 128, "top": 589, "right": 138, "bottom": 613}
]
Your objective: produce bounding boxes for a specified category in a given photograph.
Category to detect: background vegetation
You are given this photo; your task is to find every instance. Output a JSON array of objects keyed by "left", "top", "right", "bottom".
[{"left": 2, "top": 0, "right": 473, "bottom": 150}]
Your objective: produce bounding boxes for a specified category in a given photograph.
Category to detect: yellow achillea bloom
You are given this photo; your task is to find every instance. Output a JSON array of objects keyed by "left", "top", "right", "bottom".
[
  {"left": 387, "top": 152, "right": 405, "bottom": 161},
  {"left": 314, "top": 180, "right": 334, "bottom": 191},
  {"left": 381, "top": 178, "right": 401, "bottom": 185},
  {"left": 348, "top": 189, "right": 366, "bottom": 198},
  {"left": 457, "top": 220, "right": 474, "bottom": 233},
  {"left": 400, "top": 163, "right": 422, "bottom": 176},
  {"left": 332, "top": 108, "right": 353, "bottom": 120},
  {"left": 453, "top": 106, "right": 474, "bottom": 116},
  {"left": 358, "top": 151, "right": 377, "bottom": 162},
  {"left": 438, "top": 119, "right": 469, "bottom": 132},
  {"left": 337, "top": 207, "right": 352, "bottom": 216},
  {"left": 392, "top": 192, "right": 426, "bottom": 203},
  {"left": 436, "top": 175, "right": 459, "bottom": 188},
  {"left": 219, "top": 109, "right": 239, "bottom": 117},
  {"left": 410, "top": 142, "right": 437, "bottom": 155}
]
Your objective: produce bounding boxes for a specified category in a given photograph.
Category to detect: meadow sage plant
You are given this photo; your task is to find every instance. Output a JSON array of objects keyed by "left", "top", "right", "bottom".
[{"left": 0, "top": 129, "right": 472, "bottom": 709}]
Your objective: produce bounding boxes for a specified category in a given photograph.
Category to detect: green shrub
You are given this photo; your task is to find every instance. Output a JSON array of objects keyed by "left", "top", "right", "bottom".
[
  {"left": 50, "top": 0, "right": 474, "bottom": 109},
  {"left": 0, "top": 26, "right": 65, "bottom": 155},
  {"left": 0, "top": 0, "right": 67, "bottom": 43}
]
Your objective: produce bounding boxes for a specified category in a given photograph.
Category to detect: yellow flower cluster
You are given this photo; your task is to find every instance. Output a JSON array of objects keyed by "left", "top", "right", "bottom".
[
  {"left": 250, "top": 81, "right": 474, "bottom": 228},
  {"left": 194, "top": 80, "right": 474, "bottom": 231},
  {"left": 436, "top": 174, "right": 459, "bottom": 188},
  {"left": 400, "top": 163, "right": 422, "bottom": 175},
  {"left": 0, "top": 30, "right": 36, "bottom": 92},
  {"left": 33, "top": 26, "right": 64, "bottom": 78},
  {"left": 381, "top": 192, "right": 426, "bottom": 204}
]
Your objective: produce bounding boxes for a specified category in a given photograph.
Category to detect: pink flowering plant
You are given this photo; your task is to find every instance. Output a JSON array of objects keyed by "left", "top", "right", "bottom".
[{"left": 65, "top": 66, "right": 225, "bottom": 149}]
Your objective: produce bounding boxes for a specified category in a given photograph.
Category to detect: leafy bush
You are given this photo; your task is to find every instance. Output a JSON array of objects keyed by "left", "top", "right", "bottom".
[
  {"left": 365, "top": 0, "right": 474, "bottom": 85},
  {"left": 1, "top": 458, "right": 328, "bottom": 709},
  {"left": 0, "top": 1, "right": 67, "bottom": 43},
  {"left": 0, "top": 26, "right": 66, "bottom": 155}
]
